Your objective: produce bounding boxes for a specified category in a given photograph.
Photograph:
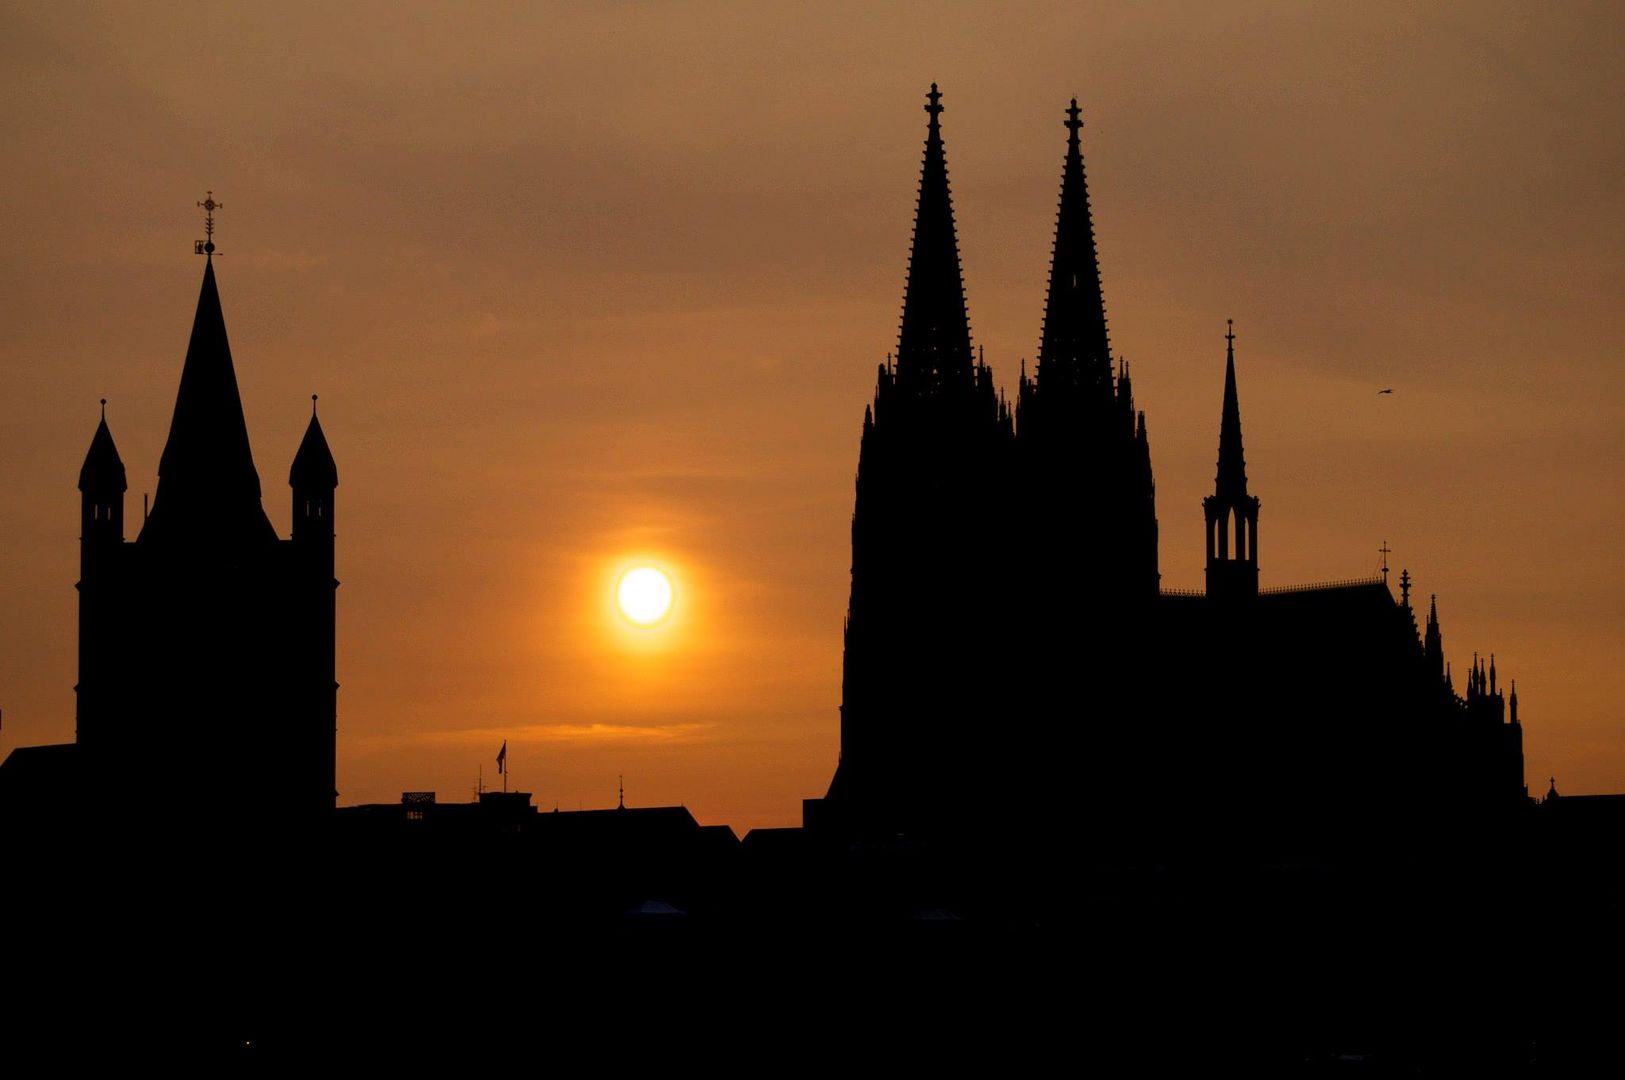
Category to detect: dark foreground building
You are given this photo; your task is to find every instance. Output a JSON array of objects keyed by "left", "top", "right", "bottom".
[
  {"left": 808, "top": 87, "right": 1528, "bottom": 866},
  {"left": 1, "top": 242, "right": 338, "bottom": 837}
]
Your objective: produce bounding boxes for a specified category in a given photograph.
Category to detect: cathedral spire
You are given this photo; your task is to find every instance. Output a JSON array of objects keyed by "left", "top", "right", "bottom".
[
  {"left": 894, "top": 83, "right": 975, "bottom": 398},
  {"left": 1036, "top": 98, "right": 1111, "bottom": 398},
  {"left": 142, "top": 257, "right": 274, "bottom": 546},
  {"left": 1216, "top": 319, "right": 1248, "bottom": 498}
]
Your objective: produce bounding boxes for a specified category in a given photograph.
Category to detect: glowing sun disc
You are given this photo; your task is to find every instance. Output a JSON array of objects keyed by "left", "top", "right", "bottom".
[{"left": 617, "top": 566, "right": 674, "bottom": 626}]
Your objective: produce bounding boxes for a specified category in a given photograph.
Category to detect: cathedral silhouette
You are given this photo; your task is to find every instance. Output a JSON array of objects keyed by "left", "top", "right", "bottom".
[{"left": 806, "top": 86, "right": 1527, "bottom": 860}]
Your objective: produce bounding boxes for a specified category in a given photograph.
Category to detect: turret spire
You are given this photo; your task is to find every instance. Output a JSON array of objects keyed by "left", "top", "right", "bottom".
[
  {"left": 1424, "top": 593, "right": 1444, "bottom": 682},
  {"left": 1036, "top": 98, "right": 1111, "bottom": 399},
  {"left": 290, "top": 404, "right": 339, "bottom": 492},
  {"left": 79, "top": 405, "right": 127, "bottom": 497},
  {"left": 894, "top": 83, "right": 975, "bottom": 398}
]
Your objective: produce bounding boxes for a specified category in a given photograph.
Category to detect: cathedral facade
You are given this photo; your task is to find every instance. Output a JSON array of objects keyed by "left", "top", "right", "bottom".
[{"left": 814, "top": 88, "right": 1526, "bottom": 859}]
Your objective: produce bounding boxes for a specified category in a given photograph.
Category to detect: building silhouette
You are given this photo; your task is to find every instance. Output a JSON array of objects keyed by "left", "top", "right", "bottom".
[
  {"left": 2, "top": 244, "right": 338, "bottom": 832},
  {"left": 809, "top": 88, "right": 1528, "bottom": 859},
  {"left": 3, "top": 99, "right": 1621, "bottom": 1074}
]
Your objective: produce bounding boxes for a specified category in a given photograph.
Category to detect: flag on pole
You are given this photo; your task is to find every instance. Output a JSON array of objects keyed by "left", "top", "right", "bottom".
[{"left": 497, "top": 740, "right": 507, "bottom": 774}]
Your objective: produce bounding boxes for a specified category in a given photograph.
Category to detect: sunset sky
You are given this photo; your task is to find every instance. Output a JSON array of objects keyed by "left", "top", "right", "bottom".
[{"left": 2, "top": 3, "right": 1620, "bottom": 832}]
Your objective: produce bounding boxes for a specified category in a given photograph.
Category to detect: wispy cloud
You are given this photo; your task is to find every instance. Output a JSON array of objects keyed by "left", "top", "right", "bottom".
[{"left": 356, "top": 722, "right": 716, "bottom": 752}]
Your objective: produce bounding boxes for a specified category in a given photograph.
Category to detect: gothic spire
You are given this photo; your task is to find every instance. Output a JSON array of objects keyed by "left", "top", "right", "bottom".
[
  {"left": 1215, "top": 319, "right": 1248, "bottom": 498},
  {"left": 142, "top": 258, "right": 274, "bottom": 545},
  {"left": 1037, "top": 98, "right": 1111, "bottom": 398},
  {"left": 894, "top": 83, "right": 975, "bottom": 398}
]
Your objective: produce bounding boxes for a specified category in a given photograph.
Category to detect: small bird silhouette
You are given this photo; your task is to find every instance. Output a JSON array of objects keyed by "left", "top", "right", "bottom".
[{"left": 1378, "top": 388, "right": 1394, "bottom": 395}]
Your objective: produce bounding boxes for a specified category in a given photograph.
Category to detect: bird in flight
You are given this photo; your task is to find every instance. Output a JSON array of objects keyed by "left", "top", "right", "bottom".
[{"left": 1378, "top": 388, "right": 1394, "bottom": 395}]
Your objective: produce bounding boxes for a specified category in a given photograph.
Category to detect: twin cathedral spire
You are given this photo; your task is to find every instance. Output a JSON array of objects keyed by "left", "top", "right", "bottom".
[{"left": 881, "top": 85, "right": 1258, "bottom": 599}]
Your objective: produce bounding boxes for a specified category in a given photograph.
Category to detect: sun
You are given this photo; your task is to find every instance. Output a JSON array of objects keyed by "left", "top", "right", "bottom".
[{"left": 616, "top": 566, "right": 674, "bottom": 627}]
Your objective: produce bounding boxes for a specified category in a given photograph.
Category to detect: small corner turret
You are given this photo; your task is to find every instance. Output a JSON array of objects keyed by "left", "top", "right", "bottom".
[
  {"left": 291, "top": 393, "right": 339, "bottom": 548},
  {"left": 79, "top": 399, "right": 127, "bottom": 550}
]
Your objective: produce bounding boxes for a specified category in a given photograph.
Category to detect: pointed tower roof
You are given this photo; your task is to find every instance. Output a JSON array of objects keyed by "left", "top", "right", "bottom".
[
  {"left": 894, "top": 84, "right": 974, "bottom": 399},
  {"left": 141, "top": 258, "right": 274, "bottom": 545},
  {"left": 290, "top": 397, "right": 339, "bottom": 489},
  {"left": 1215, "top": 320, "right": 1249, "bottom": 498},
  {"left": 1037, "top": 99, "right": 1111, "bottom": 398},
  {"left": 79, "top": 402, "right": 127, "bottom": 494}
]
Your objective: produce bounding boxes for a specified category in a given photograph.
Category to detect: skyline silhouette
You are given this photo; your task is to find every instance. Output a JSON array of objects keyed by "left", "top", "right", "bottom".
[{"left": 2, "top": 6, "right": 1622, "bottom": 831}]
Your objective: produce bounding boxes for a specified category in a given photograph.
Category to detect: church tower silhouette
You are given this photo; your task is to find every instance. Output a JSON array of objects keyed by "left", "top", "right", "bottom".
[
  {"left": 1204, "top": 321, "right": 1260, "bottom": 600},
  {"left": 823, "top": 85, "right": 1012, "bottom": 838},
  {"left": 1016, "top": 98, "right": 1158, "bottom": 607},
  {"left": 822, "top": 90, "right": 1165, "bottom": 842},
  {"left": 74, "top": 242, "right": 338, "bottom": 827}
]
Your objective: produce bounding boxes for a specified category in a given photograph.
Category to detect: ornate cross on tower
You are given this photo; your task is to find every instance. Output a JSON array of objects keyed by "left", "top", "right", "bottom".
[
  {"left": 1379, "top": 539, "right": 1392, "bottom": 585},
  {"left": 1226, "top": 318, "right": 1236, "bottom": 349},
  {"left": 195, "top": 190, "right": 222, "bottom": 256},
  {"left": 925, "top": 83, "right": 943, "bottom": 127},
  {"left": 1065, "top": 98, "right": 1083, "bottom": 143}
]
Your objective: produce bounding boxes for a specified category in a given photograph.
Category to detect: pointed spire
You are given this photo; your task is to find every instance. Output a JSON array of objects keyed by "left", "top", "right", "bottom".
[
  {"left": 1036, "top": 98, "right": 1111, "bottom": 400},
  {"left": 894, "top": 84, "right": 975, "bottom": 398},
  {"left": 290, "top": 396, "right": 339, "bottom": 490},
  {"left": 142, "top": 258, "right": 274, "bottom": 545},
  {"left": 1215, "top": 320, "right": 1248, "bottom": 497},
  {"left": 1510, "top": 679, "right": 1519, "bottom": 725},
  {"left": 79, "top": 403, "right": 127, "bottom": 495}
]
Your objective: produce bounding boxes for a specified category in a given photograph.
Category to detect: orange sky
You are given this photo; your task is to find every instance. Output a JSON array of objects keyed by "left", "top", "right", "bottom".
[{"left": 2, "top": 3, "right": 1621, "bottom": 832}]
